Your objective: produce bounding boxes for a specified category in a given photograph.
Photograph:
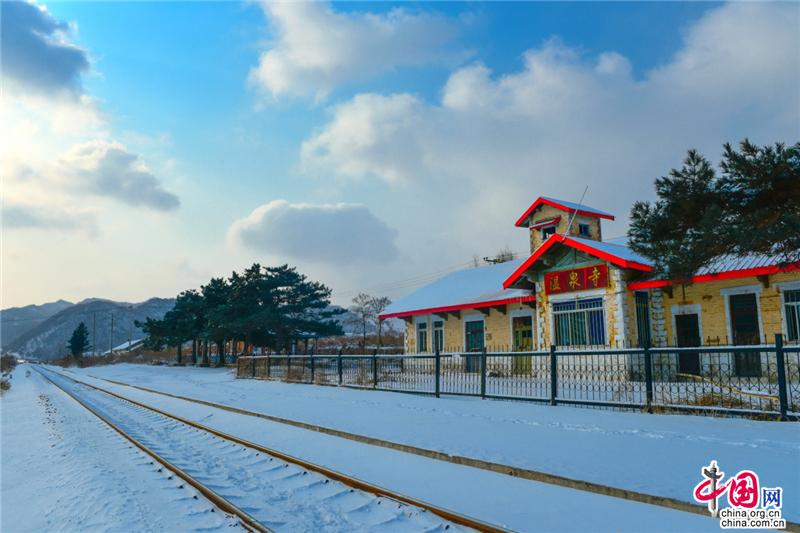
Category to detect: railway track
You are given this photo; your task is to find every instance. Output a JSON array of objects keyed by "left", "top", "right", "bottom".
[
  {"left": 80, "top": 370, "right": 717, "bottom": 519},
  {"left": 34, "top": 366, "right": 507, "bottom": 533}
]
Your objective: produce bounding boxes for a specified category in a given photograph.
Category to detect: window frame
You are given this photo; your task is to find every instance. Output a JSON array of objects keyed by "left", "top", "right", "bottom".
[
  {"left": 779, "top": 283, "right": 800, "bottom": 343},
  {"left": 433, "top": 319, "right": 444, "bottom": 352},
  {"left": 416, "top": 320, "right": 428, "bottom": 353},
  {"left": 540, "top": 225, "right": 556, "bottom": 240},
  {"left": 551, "top": 297, "right": 606, "bottom": 347},
  {"left": 634, "top": 291, "right": 652, "bottom": 347}
]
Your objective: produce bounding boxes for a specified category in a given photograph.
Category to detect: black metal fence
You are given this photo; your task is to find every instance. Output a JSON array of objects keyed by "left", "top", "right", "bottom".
[{"left": 236, "top": 335, "right": 800, "bottom": 420}]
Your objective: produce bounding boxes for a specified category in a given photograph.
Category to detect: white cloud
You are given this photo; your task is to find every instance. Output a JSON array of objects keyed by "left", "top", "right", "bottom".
[
  {"left": 228, "top": 200, "right": 399, "bottom": 264},
  {"left": 1, "top": 0, "right": 90, "bottom": 96},
  {"left": 300, "top": 2, "right": 800, "bottom": 252},
  {"left": 59, "top": 140, "right": 180, "bottom": 212},
  {"left": 1, "top": 2, "right": 179, "bottom": 222},
  {"left": 248, "top": 2, "right": 464, "bottom": 101}
]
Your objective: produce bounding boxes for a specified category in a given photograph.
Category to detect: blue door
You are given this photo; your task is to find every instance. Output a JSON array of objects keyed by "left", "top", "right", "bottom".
[{"left": 465, "top": 320, "right": 484, "bottom": 372}]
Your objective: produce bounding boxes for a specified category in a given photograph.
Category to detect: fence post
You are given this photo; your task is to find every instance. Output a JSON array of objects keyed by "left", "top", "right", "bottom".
[
  {"left": 775, "top": 334, "right": 789, "bottom": 421},
  {"left": 644, "top": 342, "right": 653, "bottom": 413},
  {"left": 434, "top": 345, "right": 441, "bottom": 398},
  {"left": 480, "top": 347, "right": 487, "bottom": 399},
  {"left": 337, "top": 349, "right": 343, "bottom": 386},
  {"left": 287, "top": 354, "right": 291, "bottom": 381},
  {"left": 549, "top": 344, "right": 557, "bottom": 406},
  {"left": 251, "top": 356, "right": 255, "bottom": 379},
  {"left": 310, "top": 351, "right": 315, "bottom": 384},
  {"left": 266, "top": 353, "right": 271, "bottom": 379},
  {"left": 372, "top": 349, "right": 378, "bottom": 389}
]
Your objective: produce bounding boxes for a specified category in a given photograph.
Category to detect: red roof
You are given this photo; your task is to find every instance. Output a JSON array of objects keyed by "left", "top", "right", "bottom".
[
  {"left": 503, "top": 235, "right": 653, "bottom": 289},
  {"left": 379, "top": 295, "right": 536, "bottom": 320},
  {"left": 515, "top": 196, "right": 615, "bottom": 227},
  {"left": 628, "top": 259, "right": 800, "bottom": 289}
]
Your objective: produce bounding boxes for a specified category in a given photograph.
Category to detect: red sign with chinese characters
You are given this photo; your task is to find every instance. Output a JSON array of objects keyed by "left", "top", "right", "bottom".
[{"left": 544, "top": 264, "right": 608, "bottom": 294}]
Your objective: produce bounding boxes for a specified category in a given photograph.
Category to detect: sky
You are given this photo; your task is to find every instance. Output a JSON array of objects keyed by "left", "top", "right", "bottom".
[{"left": 2, "top": 1, "right": 799, "bottom": 310}]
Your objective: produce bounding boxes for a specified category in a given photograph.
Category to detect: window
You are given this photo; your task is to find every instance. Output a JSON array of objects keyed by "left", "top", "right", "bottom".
[
  {"left": 784, "top": 289, "right": 800, "bottom": 342},
  {"left": 553, "top": 298, "right": 605, "bottom": 346},
  {"left": 416, "top": 322, "right": 428, "bottom": 353},
  {"left": 634, "top": 291, "right": 651, "bottom": 347},
  {"left": 541, "top": 225, "right": 556, "bottom": 240},
  {"left": 578, "top": 223, "right": 591, "bottom": 237},
  {"left": 433, "top": 320, "right": 444, "bottom": 352}
]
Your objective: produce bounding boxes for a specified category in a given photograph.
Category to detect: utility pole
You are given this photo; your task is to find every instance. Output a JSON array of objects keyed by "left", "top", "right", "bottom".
[
  {"left": 109, "top": 313, "right": 114, "bottom": 356},
  {"left": 127, "top": 305, "right": 133, "bottom": 352},
  {"left": 93, "top": 312, "right": 97, "bottom": 356}
]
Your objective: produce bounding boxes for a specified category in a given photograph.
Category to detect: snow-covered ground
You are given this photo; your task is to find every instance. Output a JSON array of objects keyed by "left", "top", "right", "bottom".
[
  {"left": 0, "top": 366, "right": 239, "bottom": 532},
  {"left": 4, "top": 362, "right": 796, "bottom": 531},
  {"left": 54, "top": 365, "right": 719, "bottom": 531},
  {"left": 72, "top": 364, "right": 800, "bottom": 522}
]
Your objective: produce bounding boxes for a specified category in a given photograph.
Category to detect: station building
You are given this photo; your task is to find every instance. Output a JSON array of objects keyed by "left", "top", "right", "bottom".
[{"left": 380, "top": 196, "right": 800, "bottom": 373}]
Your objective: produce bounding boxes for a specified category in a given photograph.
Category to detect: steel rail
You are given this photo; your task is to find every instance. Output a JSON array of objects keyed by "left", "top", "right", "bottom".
[
  {"left": 42, "top": 367, "right": 507, "bottom": 533},
  {"left": 33, "top": 366, "right": 270, "bottom": 533}
]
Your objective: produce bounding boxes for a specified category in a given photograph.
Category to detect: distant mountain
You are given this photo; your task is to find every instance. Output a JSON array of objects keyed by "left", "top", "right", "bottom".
[
  {"left": 6, "top": 298, "right": 175, "bottom": 360},
  {"left": 1, "top": 300, "right": 74, "bottom": 348}
]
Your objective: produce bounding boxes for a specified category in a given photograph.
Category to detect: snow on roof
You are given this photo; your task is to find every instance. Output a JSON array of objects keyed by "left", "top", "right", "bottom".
[
  {"left": 515, "top": 196, "right": 615, "bottom": 227},
  {"left": 568, "top": 236, "right": 654, "bottom": 267},
  {"left": 539, "top": 197, "right": 615, "bottom": 219},
  {"left": 696, "top": 252, "right": 799, "bottom": 275},
  {"left": 380, "top": 259, "right": 534, "bottom": 318},
  {"left": 104, "top": 338, "right": 145, "bottom": 354}
]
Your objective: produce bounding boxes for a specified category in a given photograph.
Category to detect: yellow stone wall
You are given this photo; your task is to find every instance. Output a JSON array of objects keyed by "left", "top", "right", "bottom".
[
  {"left": 403, "top": 302, "right": 537, "bottom": 353},
  {"left": 528, "top": 204, "right": 602, "bottom": 252},
  {"left": 660, "top": 272, "right": 800, "bottom": 345},
  {"left": 401, "top": 268, "right": 799, "bottom": 352}
]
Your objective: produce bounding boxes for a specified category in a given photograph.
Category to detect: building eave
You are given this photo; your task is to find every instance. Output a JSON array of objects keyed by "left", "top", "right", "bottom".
[
  {"left": 628, "top": 262, "right": 800, "bottom": 290},
  {"left": 503, "top": 235, "right": 653, "bottom": 289},
  {"left": 515, "top": 197, "right": 615, "bottom": 227},
  {"left": 379, "top": 295, "right": 536, "bottom": 320}
]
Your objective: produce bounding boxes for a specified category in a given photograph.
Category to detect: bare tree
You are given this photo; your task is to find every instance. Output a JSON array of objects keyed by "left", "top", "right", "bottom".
[
  {"left": 484, "top": 245, "right": 515, "bottom": 264},
  {"left": 369, "top": 296, "right": 392, "bottom": 347},
  {"left": 348, "top": 293, "right": 374, "bottom": 350}
]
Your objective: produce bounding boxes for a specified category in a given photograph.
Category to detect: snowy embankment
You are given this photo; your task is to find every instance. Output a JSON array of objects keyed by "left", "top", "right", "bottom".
[
  {"left": 0, "top": 366, "right": 239, "bottom": 532},
  {"left": 61, "top": 365, "right": 719, "bottom": 531}
]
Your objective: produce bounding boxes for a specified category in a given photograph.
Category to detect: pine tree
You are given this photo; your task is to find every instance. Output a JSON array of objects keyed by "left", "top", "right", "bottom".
[
  {"left": 628, "top": 140, "right": 799, "bottom": 282},
  {"left": 68, "top": 322, "right": 91, "bottom": 357},
  {"left": 628, "top": 149, "right": 724, "bottom": 280},
  {"left": 718, "top": 140, "right": 800, "bottom": 257}
]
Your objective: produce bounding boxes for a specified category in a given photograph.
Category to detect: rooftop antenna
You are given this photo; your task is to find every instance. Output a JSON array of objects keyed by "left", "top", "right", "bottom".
[{"left": 562, "top": 185, "right": 589, "bottom": 237}]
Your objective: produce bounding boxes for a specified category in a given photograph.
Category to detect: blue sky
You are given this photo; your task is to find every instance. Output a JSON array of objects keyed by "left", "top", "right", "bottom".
[{"left": 3, "top": 1, "right": 798, "bottom": 308}]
